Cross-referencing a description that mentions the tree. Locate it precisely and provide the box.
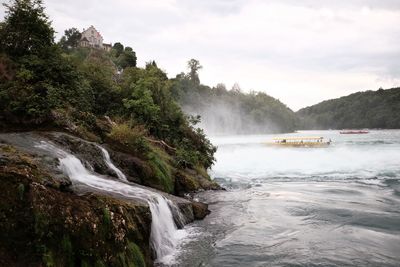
[79,61,116,115]
[0,0,54,58]
[0,0,93,124]
[187,59,202,85]
[123,80,160,129]
[113,42,124,57]
[118,46,137,69]
[231,83,241,93]
[214,83,227,96]
[59,27,81,49]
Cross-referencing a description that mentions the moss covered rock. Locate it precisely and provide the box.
[191,202,211,220]
[0,144,152,267]
[175,168,222,197]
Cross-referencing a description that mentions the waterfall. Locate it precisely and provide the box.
[36,141,186,264]
[97,145,127,181]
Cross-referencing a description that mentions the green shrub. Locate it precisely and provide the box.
[108,123,150,156]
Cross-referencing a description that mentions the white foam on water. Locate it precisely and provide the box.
[211,136,400,182]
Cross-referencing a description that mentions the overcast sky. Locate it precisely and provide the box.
[1,0,399,110]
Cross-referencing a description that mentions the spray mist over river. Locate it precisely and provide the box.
[176,130,400,266]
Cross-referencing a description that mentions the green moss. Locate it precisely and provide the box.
[0,144,17,153]
[101,207,113,238]
[61,235,74,267]
[117,253,128,267]
[81,259,91,267]
[94,260,107,267]
[117,242,146,267]
[17,183,25,200]
[194,165,211,180]
[102,207,112,227]
[127,242,146,267]
[182,173,200,191]
[148,151,173,193]
[42,250,55,267]
[34,212,49,238]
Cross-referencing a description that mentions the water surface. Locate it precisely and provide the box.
[176,130,400,266]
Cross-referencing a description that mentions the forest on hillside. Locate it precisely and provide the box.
[171,60,297,135]
[297,87,400,129]
[0,0,218,193]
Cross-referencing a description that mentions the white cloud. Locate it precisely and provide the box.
[1,0,399,110]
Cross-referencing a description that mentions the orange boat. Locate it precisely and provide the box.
[340,130,369,134]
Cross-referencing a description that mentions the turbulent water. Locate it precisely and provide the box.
[176,130,400,267]
[35,141,186,265]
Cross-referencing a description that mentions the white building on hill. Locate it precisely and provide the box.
[79,25,112,51]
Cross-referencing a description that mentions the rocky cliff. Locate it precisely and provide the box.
[0,132,218,266]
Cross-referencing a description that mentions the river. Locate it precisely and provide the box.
[175,130,400,266]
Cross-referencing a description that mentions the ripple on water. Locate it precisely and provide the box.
[176,131,400,266]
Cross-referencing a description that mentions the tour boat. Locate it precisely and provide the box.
[340,130,369,134]
[266,137,332,147]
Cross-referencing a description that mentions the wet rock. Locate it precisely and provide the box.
[0,144,153,267]
[107,149,148,184]
[44,132,155,187]
[175,169,223,197]
[45,132,113,176]
[191,202,211,220]
[175,202,195,227]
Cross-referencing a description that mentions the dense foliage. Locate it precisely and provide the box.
[0,0,216,180]
[110,42,137,69]
[297,88,400,129]
[171,64,297,134]
[58,27,81,49]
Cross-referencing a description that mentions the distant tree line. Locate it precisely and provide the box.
[297,87,400,129]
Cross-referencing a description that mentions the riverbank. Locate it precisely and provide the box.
[0,131,220,266]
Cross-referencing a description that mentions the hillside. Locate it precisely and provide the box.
[0,1,219,265]
[171,60,297,135]
[296,87,400,129]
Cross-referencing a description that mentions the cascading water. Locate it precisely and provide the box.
[97,145,127,181]
[36,141,186,264]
